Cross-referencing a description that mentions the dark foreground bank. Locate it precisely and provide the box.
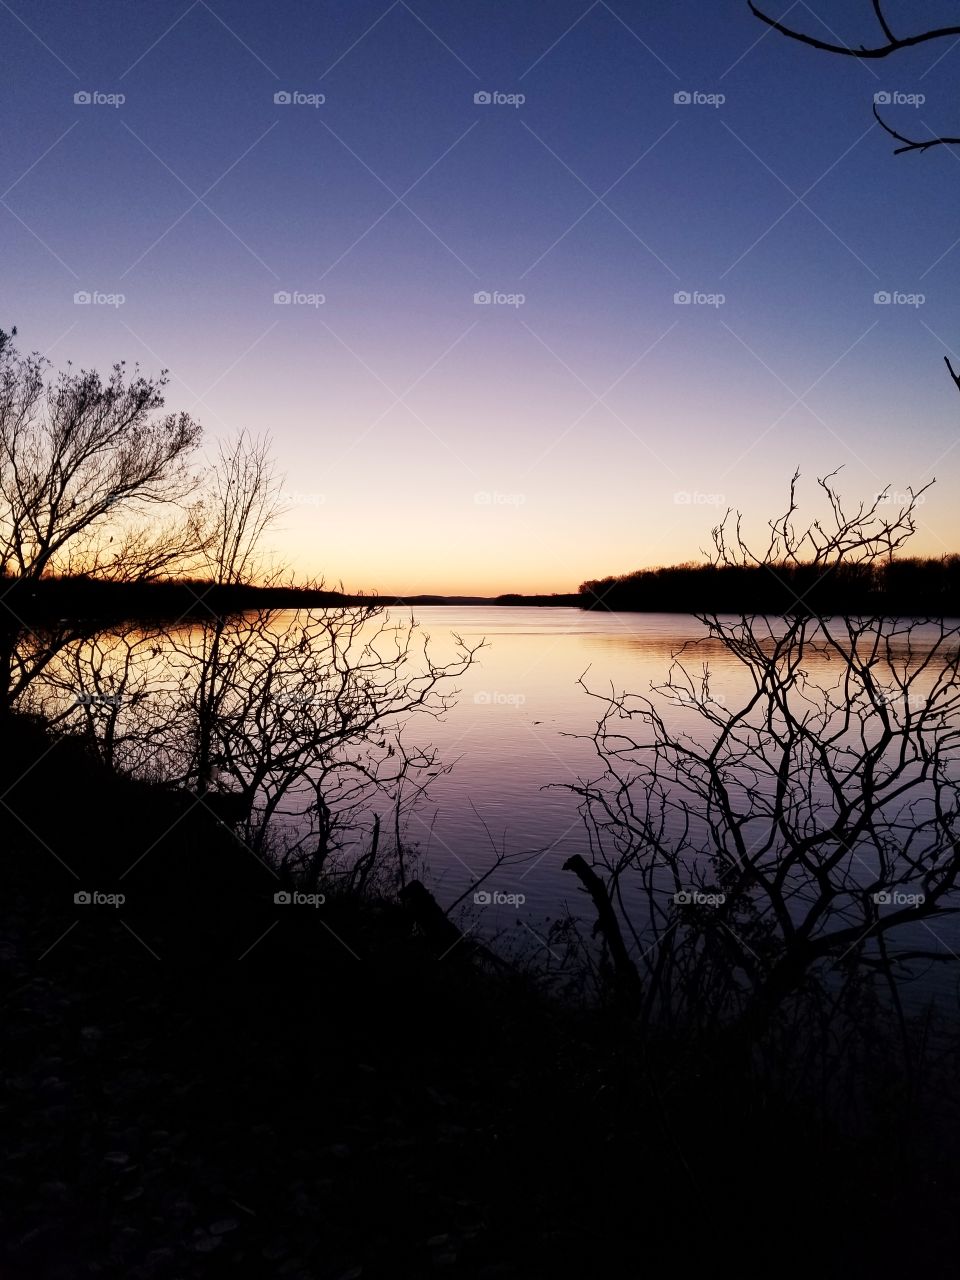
[2,714,960,1278]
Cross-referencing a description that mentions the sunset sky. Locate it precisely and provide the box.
[3,0,959,593]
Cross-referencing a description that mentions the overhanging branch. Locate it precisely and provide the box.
[748,1,960,58]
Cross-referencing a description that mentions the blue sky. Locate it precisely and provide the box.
[3,0,959,590]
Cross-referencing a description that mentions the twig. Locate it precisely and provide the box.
[872,105,960,156]
[748,1,960,58]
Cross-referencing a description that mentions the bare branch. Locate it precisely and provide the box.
[748,1,960,58]
[563,473,960,1034]
[872,104,960,155]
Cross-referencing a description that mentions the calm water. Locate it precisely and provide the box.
[378,607,960,1000]
[34,602,960,998]
[388,607,724,920]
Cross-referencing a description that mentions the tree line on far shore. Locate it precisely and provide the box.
[579,554,960,615]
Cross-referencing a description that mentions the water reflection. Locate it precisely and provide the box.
[9,604,960,1022]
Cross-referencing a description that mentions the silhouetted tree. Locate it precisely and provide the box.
[565,473,960,1056]
[0,336,208,709]
[0,339,202,582]
[21,426,482,891]
[186,431,285,795]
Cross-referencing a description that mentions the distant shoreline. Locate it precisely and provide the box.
[0,576,583,623]
[8,561,960,623]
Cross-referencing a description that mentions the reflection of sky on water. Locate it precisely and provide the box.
[32,605,960,1002]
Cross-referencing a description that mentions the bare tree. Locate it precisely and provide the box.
[169,605,482,882]
[23,430,484,896]
[202,431,283,587]
[0,338,207,710]
[28,602,481,892]
[25,621,178,779]
[4,351,485,908]
[0,343,202,582]
[187,431,285,793]
[563,473,960,1046]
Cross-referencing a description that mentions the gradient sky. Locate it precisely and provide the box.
[3,0,960,593]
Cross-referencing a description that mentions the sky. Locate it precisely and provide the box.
[3,0,960,593]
